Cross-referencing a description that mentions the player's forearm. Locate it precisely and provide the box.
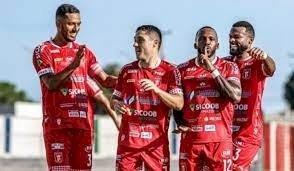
[42,65,76,90]
[214,75,241,103]
[100,75,118,88]
[173,109,185,126]
[155,89,184,110]
[262,56,276,76]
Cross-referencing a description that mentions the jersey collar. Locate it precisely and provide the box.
[138,58,161,69]
[49,38,73,49]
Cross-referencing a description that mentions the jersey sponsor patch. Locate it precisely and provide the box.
[140,132,152,139]
[204,124,216,132]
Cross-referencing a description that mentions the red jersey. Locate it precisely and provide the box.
[33,40,103,131]
[178,57,240,143]
[113,59,182,148]
[226,56,270,146]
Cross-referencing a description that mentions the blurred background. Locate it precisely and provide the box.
[0,0,293,170]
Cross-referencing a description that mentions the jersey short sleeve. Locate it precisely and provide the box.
[32,44,53,77]
[168,68,183,95]
[225,62,241,83]
[87,50,103,78]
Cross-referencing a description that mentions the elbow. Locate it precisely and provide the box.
[46,83,58,91]
[174,98,184,111]
[232,95,241,103]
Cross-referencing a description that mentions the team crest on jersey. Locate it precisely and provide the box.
[60,88,68,96]
[189,104,195,112]
[124,96,135,105]
[242,68,251,79]
[54,152,63,163]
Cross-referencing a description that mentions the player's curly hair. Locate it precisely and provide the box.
[56,4,80,19]
[136,25,162,50]
[232,21,255,39]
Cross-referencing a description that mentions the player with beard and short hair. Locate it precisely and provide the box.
[226,21,276,171]
[32,4,117,171]
[175,26,241,171]
[112,25,184,171]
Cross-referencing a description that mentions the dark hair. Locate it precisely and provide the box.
[232,21,255,39]
[136,25,162,49]
[56,4,80,19]
[195,26,217,41]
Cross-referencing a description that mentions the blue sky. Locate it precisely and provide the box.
[0,0,293,114]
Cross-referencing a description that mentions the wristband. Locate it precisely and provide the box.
[261,52,268,60]
[211,69,220,79]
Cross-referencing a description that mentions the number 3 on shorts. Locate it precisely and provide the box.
[233,148,241,161]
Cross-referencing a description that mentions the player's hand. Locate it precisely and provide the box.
[199,46,215,72]
[71,45,86,68]
[172,125,190,134]
[113,101,131,116]
[139,79,160,94]
[248,47,267,60]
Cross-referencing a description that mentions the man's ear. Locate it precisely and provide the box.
[194,42,198,49]
[248,37,253,46]
[153,39,159,48]
[216,42,219,49]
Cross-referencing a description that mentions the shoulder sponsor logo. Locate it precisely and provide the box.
[60,88,68,96]
[204,124,216,132]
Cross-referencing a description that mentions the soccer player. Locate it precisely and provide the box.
[32,4,117,171]
[226,21,276,171]
[86,77,120,130]
[176,26,241,171]
[111,25,184,171]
